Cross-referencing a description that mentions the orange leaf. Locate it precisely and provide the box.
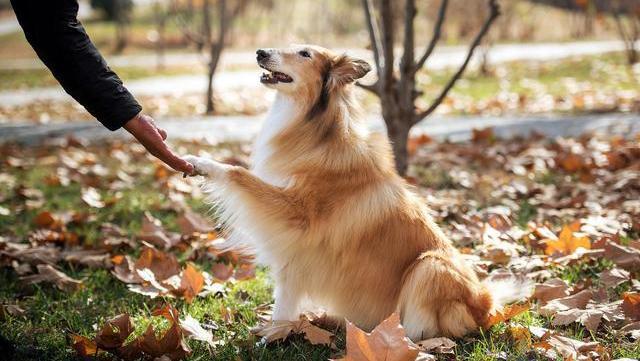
[622,292,640,321]
[179,263,204,303]
[544,224,590,256]
[71,334,99,359]
[486,302,531,328]
[334,313,418,361]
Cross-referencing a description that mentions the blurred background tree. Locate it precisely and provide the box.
[359,0,500,174]
[90,0,134,53]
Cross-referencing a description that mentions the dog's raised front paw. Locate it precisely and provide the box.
[183,154,232,179]
[183,155,209,176]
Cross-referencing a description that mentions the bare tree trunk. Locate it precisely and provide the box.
[113,0,129,54]
[359,0,499,175]
[205,0,229,114]
[614,11,640,65]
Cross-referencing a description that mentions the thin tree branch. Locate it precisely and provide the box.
[413,0,448,74]
[400,0,416,80]
[414,0,499,123]
[379,0,394,91]
[362,0,383,79]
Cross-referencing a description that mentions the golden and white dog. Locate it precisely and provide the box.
[184,45,529,340]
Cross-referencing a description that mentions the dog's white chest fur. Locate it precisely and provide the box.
[250,94,296,187]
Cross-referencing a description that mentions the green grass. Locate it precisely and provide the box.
[417,51,638,113]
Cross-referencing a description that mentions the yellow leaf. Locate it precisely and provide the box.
[544,224,590,256]
[486,302,531,328]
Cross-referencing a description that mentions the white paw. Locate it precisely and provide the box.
[183,154,231,179]
[183,155,209,176]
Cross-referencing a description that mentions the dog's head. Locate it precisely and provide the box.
[256,45,371,97]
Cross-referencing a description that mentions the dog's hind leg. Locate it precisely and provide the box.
[396,251,492,341]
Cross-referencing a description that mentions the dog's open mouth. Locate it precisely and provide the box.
[260,70,293,84]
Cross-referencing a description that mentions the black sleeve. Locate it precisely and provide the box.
[10,0,142,131]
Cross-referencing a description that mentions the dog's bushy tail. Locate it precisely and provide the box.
[483,276,533,313]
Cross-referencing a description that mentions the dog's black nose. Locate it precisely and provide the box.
[256,49,269,61]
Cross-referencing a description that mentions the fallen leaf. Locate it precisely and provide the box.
[622,292,640,321]
[211,262,234,282]
[254,314,334,346]
[539,290,593,317]
[334,313,418,361]
[176,209,215,235]
[177,263,204,303]
[95,314,134,350]
[180,315,215,346]
[544,224,590,257]
[138,213,181,250]
[81,187,105,208]
[415,337,455,354]
[604,242,640,271]
[600,268,630,288]
[552,308,603,331]
[20,264,82,291]
[234,263,256,281]
[486,302,530,327]
[533,334,605,360]
[533,278,570,303]
[71,334,99,359]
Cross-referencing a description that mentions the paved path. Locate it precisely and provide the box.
[0,40,633,107]
[2,113,638,146]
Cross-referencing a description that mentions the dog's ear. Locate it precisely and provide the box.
[327,55,371,90]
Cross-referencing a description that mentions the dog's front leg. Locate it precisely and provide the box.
[184,155,307,229]
[272,282,302,321]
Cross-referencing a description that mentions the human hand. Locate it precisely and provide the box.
[123,113,195,175]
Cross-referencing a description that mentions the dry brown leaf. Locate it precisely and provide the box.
[2,245,61,265]
[486,302,530,328]
[619,321,640,340]
[71,334,100,359]
[95,314,134,350]
[415,337,455,354]
[254,314,334,346]
[211,262,234,282]
[0,304,25,320]
[600,268,631,288]
[134,246,181,282]
[533,278,570,303]
[544,224,591,257]
[472,127,495,143]
[62,249,111,268]
[180,315,215,346]
[138,212,181,250]
[234,263,256,281]
[604,242,640,271]
[176,209,215,235]
[20,264,82,291]
[539,289,593,317]
[552,308,604,331]
[139,323,190,360]
[334,313,419,361]
[177,263,204,303]
[533,334,605,360]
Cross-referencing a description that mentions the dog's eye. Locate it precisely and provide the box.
[298,50,311,58]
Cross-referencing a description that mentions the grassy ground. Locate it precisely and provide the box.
[1,133,639,360]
